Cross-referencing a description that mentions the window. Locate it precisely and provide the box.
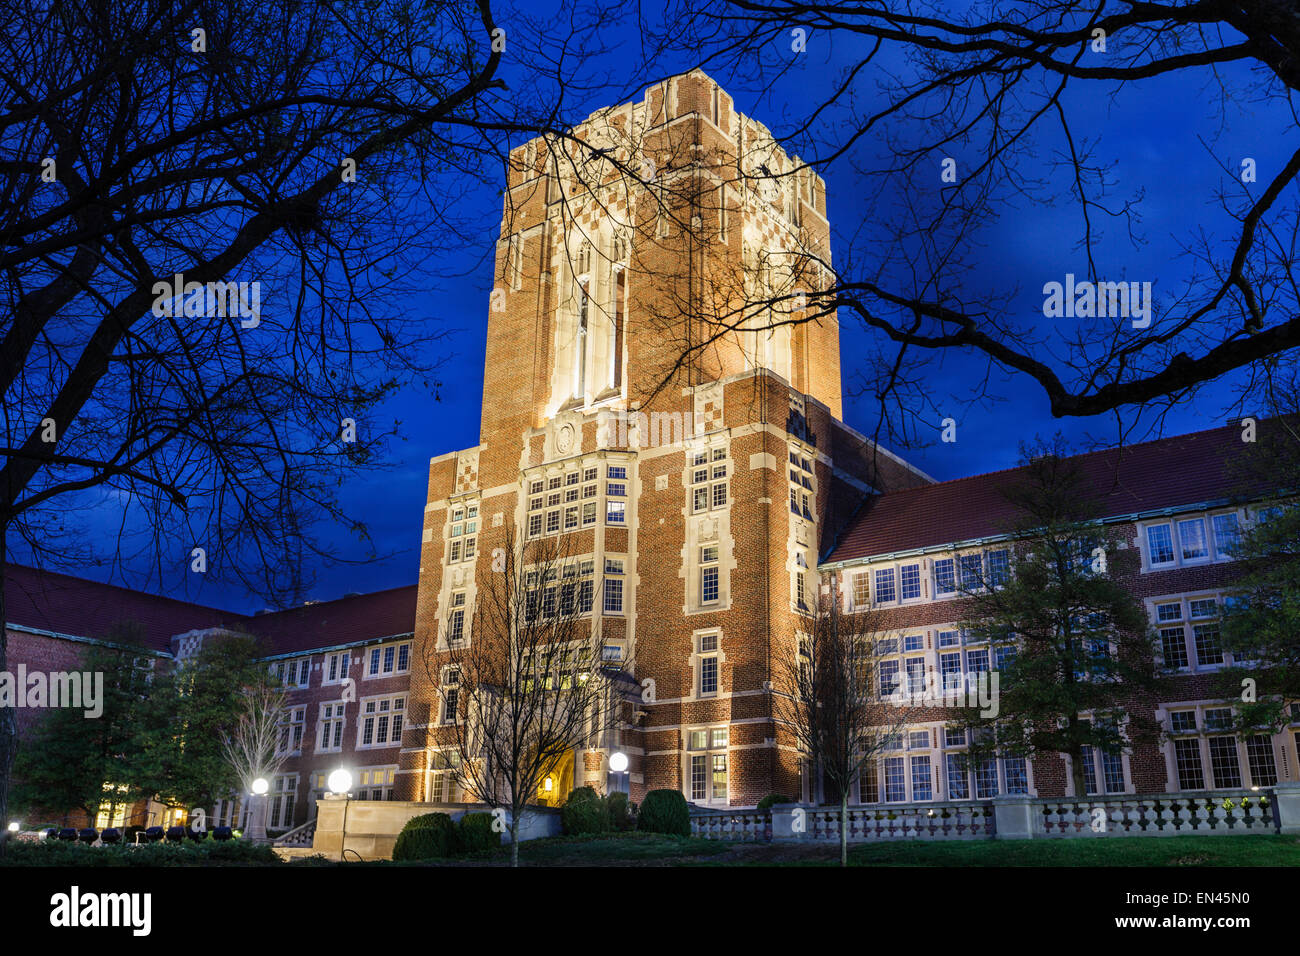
[527,469,597,536]
[318,702,345,752]
[604,558,624,613]
[873,568,896,604]
[946,754,969,799]
[1161,628,1189,669]
[1208,736,1242,788]
[910,755,932,801]
[274,658,310,689]
[691,447,729,513]
[448,502,478,563]
[359,696,405,747]
[698,633,719,696]
[1245,735,1278,787]
[1178,518,1209,561]
[268,775,297,830]
[324,651,351,685]
[1212,513,1240,559]
[959,554,983,591]
[687,727,729,804]
[606,472,627,524]
[440,669,459,724]
[878,659,901,699]
[795,571,807,609]
[1146,524,1175,566]
[1145,513,1240,570]
[1173,737,1205,790]
[357,767,396,801]
[447,592,466,645]
[369,641,413,676]
[788,443,816,519]
[428,751,459,803]
[899,564,921,601]
[986,549,1010,587]
[700,545,720,604]
[883,756,906,802]
[852,572,869,609]
[933,558,956,596]
[1194,623,1224,666]
[277,707,306,755]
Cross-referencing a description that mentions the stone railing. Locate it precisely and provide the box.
[705,783,1300,844]
[770,802,996,842]
[689,809,770,841]
[1037,792,1276,837]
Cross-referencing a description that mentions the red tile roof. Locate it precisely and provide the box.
[824,422,1276,565]
[4,563,417,657]
[241,586,418,656]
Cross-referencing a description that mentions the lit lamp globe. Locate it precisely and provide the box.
[6,821,19,833]
[251,777,269,796]
[609,752,629,773]
[328,769,353,795]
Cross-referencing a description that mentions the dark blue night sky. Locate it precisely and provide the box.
[29,12,1286,612]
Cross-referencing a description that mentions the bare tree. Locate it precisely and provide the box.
[0,0,616,854]
[774,585,910,866]
[423,530,627,866]
[218,679,288,833]
[653,1,1300,444]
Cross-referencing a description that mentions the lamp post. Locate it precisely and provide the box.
[328,769,353,862]
[609,751,629,795]
[246,776,270,844]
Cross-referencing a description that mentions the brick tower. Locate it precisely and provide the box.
[396,70,929,808]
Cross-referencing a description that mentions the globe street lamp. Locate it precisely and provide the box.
[246,777,271,844]
[328,768,354,862]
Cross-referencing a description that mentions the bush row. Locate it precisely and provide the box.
[2,837,280,867]
[391,812,498,861]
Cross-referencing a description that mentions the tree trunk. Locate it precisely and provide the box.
[0,549,11,861]
[1070,744,1087,800]
[510,815,520,868]
[839,795,848,867]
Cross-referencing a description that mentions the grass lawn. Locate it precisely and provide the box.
[400,831,1300,866]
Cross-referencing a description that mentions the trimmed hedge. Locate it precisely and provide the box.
[756,793,793,812]
[391,812,455,861]
[637,789,690,836]
[562,786,609,836]
[1,838,280,866]
[457,812,499,854]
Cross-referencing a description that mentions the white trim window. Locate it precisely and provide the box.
[787,446,815,520]
[447,501,478,564]
[858,725,1030,804]
[603,557,625,614]
[1151,594,1243,672]
[317,702,345,753]
[690,446,729,514]
[695,632,721,697]
[276,706,306,756]
[686,726,729,805]
[268,774,298,830]
[272,657,311,689]
[366,641,412,678]
[606,464,628,524]
[447,591,467,644]
[358,695,405,748]
[427,751,460,803]
[699,545,720,605]
[357,766,397,801]
[439,667,460,725]
[1142,510,1242,571]
[323,651,351,685]
[1165,704,1284,791]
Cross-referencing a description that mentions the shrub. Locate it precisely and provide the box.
[391,813,455,861]
[637,789,690,837]
[606,791,633,831]
[457,812,499,854]
[562,786,609,836]
[756,793,793,812]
